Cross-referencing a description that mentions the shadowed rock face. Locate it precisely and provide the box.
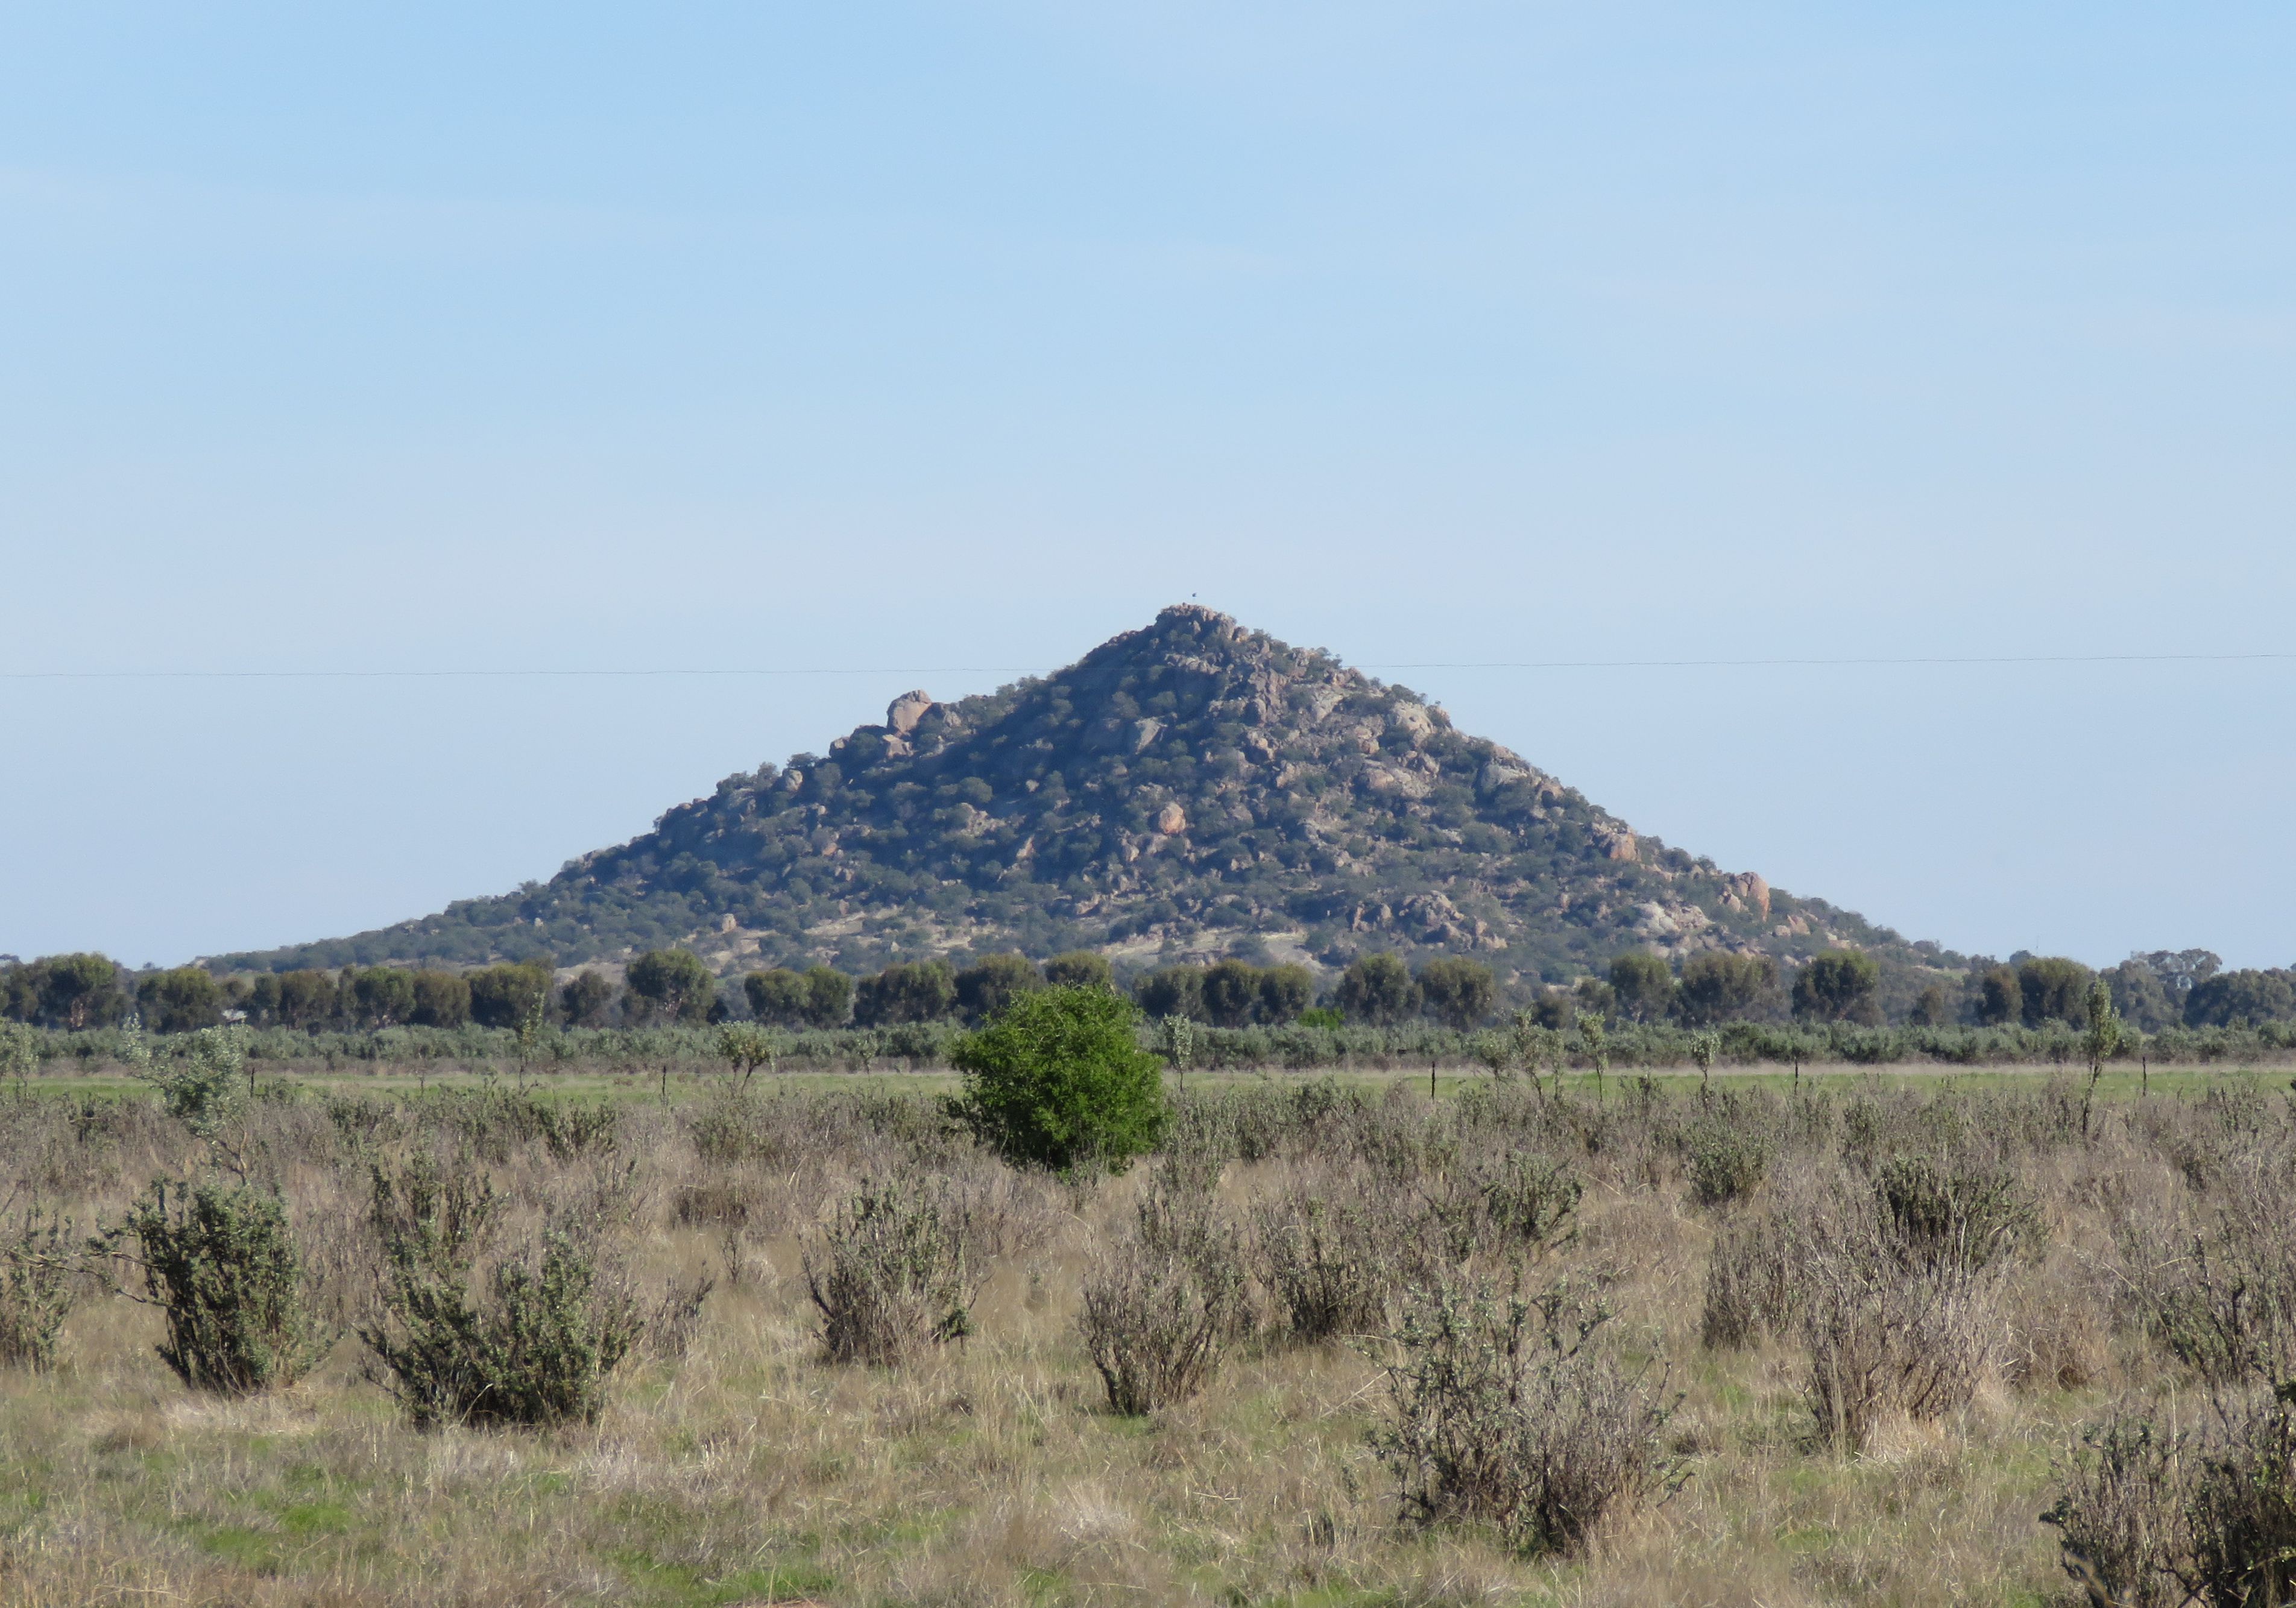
[226,604,1945,986]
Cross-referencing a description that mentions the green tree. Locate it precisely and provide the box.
[409,971,470,1028]
[0,962,33,1024]
[2183,968,2296,1027]
[2101,959,2178,1033]
[137,967,222,1035]
[950,988,1168,1173]
[853,960,956,1027]
[2015,957,2093,1027]
[560,970,615,1028]
[468,963,554,1030]
[1336,954,1419,1026]
[32,954,127,1030]
[1674,952,1777,1026]
[624,949,718,1025]
[1606,952,1674,1024]
[801,965,853,1028]
[350,967,418,1029]
[954,954,1042,1026]
[1134,966,1205,1023]
[275,970,339,1031]
[1573,976,1616,1019]
[1258,964,1314,1025]
[1044,951,1115,992]
[1974,965,2022,1027]
[243,974,281,1026]
[743,968,810,1027]
[1791,950,1882,1026]
[1906,984,1952,1027]
[1418,957,1497,1030]
[1200,960,1264,1029]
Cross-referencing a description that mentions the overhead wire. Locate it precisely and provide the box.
[2,649,2291,681]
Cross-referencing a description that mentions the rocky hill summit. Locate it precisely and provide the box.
[227,605,1955,994]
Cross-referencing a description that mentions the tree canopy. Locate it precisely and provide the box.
[950,986,1167,1173]
[1791,950,1882,1025]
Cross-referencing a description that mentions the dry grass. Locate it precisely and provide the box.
[0,1071,2286,1605]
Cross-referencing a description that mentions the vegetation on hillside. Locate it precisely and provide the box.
[206,606,1962,996]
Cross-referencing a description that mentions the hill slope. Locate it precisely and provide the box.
[222,605,1961,994]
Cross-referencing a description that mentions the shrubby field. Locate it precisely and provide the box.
[1,1043,2294,1606]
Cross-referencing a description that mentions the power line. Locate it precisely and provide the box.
[1,649,2290,681]
[0,666,1054,681]
[1374,651,2296,670]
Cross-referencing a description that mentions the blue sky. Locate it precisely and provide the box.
[4,2,2292,970]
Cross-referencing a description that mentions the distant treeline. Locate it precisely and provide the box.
[3,941,2288,1042]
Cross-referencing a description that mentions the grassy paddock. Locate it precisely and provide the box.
[0,1071,2289,1604]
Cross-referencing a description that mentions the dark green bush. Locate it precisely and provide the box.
[125,1178,327,1393]
[950,987,1167,1173]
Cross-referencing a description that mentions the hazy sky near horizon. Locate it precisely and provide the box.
[4,3,2294,971]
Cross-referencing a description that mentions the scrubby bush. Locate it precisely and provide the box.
[804,1178,978,1366]
[1799,1230,1998,1451]
[1078,1166,1246,1414]
[2120,1156,2296,1386]
[1702,1211,1803,1350]
[2187,1384,2296,1607]
[1253,1178,1417,1343]
[2046,1387,2296,1608]
[1872,1152,2034,1273]
[0,1197,80,1370]
[136,1027,248,1136]
[1685,1116,1772,1208]
[124,1178,327,1393]
[950,987,1167,1173]
[1372,1278,1680,1557]
[2042,1412,2193,1608]
[1463,1150,1582,1255]
[360,1158,641,1428]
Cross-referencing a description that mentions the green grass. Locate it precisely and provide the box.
[607,1547,838,1607]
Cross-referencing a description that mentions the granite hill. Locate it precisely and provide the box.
[224,605,1960,997]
